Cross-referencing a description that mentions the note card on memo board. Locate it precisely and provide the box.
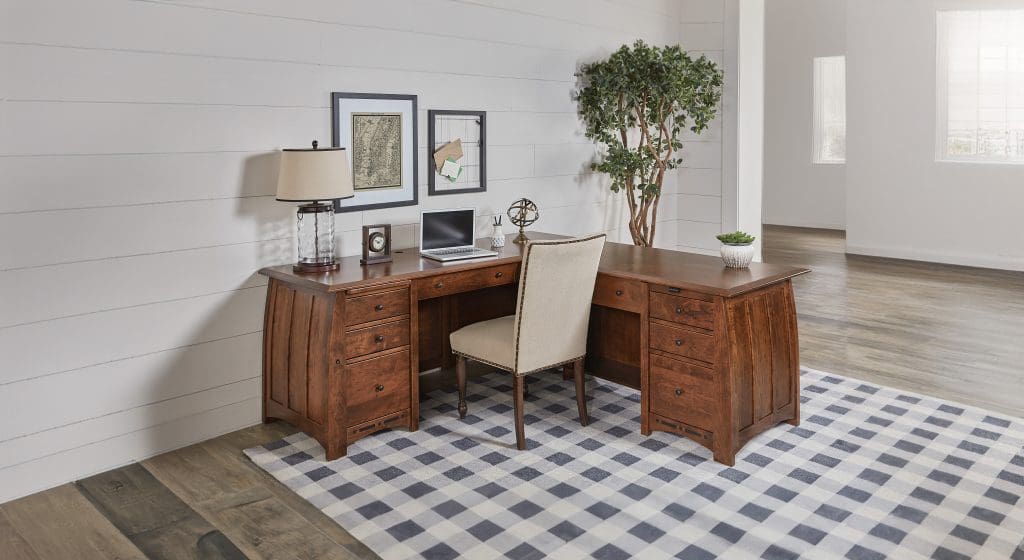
[427,110,486,196]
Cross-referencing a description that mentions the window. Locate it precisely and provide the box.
[937,10,1024,162]
[813,56,847,164]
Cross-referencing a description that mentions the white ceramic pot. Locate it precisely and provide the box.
[720,243,754,268]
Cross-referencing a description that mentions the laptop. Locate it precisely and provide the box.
[420,208,498,262]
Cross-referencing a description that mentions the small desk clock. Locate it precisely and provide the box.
[361,224,392,264]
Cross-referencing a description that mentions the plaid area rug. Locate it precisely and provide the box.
[245,369,1024,560]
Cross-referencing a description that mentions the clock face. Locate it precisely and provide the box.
[368,231,386,253]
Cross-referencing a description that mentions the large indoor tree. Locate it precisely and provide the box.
[576,40,723,247]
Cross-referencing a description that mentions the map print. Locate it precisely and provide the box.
[351,113,403,190]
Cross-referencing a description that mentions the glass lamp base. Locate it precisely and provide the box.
[294,201,338,274]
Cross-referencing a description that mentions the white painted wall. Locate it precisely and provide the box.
[725,0,766,260]
[763,0,847,230]
[678,0,728,253]
[0,0,748,503]
[846,0,1024,271]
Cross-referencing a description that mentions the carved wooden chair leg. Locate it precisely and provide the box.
[456,354,468,419]
[573,357,589,426]
[513,375,526,450]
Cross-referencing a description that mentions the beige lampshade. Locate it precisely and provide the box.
[276,146,354,202]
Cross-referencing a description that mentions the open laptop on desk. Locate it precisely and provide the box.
[420,208,498,262]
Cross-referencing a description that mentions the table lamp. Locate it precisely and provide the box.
[276,140,354,273]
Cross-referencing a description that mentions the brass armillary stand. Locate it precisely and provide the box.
[507,198,539,245]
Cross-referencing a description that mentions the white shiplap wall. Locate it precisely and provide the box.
[678,0,726,253]
[0,0,733,502]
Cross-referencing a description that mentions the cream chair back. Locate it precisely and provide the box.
[511,234,606,375]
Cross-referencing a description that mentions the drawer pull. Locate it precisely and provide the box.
[495,271,503,278]
[674,388,684,396]
[615,289,624,296]
[335,359,341,365]
[675,307,683,314]
[668,287,681,293]
[374,304,385,311]
[375,334,385,343]
[435,282,444,289]
[375,384,385,392]
[674,339,683,346]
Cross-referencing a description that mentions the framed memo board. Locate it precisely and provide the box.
[427,109,486,196]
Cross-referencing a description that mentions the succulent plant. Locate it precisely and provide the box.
[716,231,756,245]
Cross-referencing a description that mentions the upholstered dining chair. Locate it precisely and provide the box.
[449,234,606,449]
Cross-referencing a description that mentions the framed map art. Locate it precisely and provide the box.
[331,92,418,212]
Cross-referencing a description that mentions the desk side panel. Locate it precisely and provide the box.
[263,279,333,438]
[725,280,799,449]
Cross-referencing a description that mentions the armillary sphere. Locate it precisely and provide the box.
[506,198,539,244]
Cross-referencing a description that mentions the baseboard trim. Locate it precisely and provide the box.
[762,219,845,231]
[846,244,1024,272]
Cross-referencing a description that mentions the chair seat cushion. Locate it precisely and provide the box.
[449,315,515,371]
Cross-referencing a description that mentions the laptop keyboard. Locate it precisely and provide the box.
[429,247,477,255]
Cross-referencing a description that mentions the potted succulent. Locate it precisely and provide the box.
[716,231,756,268]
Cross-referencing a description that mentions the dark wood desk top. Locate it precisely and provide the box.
[259,232,809,297]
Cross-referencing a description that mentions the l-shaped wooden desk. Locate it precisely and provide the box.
[259,232,809,465]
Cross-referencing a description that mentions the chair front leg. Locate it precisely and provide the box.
[513,375,526,450]
[456,354,467,419]
[573,357,588,427]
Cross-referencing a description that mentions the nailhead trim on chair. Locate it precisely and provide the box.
[451,350,586,377]
[511,234,606,376]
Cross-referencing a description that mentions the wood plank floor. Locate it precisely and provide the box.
[2,225,1021,559]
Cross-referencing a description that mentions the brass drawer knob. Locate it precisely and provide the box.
[674,388,684,396]
[374,304,385,311]
[435,282,444,289]
[495,271,503,278]
[375,334,385,342]
[668,287,681,293]
[615,290,624,296]
[335,359,341,365]
[675,307,683,314]
[674,339,683,346]
[375,384,385,392]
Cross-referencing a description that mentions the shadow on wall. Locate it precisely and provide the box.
[142,151,290,458]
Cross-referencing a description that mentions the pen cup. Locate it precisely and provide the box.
[491,224,506,248]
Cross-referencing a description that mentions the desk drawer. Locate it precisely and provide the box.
[415,263,518,299]
[650,291,717,331]
[345,287,410,325]
[592,275,644,313]
[344,319,410,360]
[649,352,716,431]
[346,349,410,426]
[650,322,716,364]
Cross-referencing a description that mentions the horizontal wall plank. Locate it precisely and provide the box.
[0,377,259,470]
[1,332,262,441]
[0,287,265,385]
[0,240,288,328]
[0,197,314,270]
[679,168,723,196]
[679,141,723,169]
[0,102,588,157]
[678,219,723,250]
[0,397,260,504]
[0,44,578,114]
[679,194,722,223]
[2,0,579,82]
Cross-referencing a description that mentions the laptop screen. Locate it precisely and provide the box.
[422,209,475,250]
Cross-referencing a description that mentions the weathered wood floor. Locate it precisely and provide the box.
[2,226,1021,558]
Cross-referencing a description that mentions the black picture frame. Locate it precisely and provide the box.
[331,92,419,213]
[427,109,487,196]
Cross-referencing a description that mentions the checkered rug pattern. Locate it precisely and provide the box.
[246,369,1024,560]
